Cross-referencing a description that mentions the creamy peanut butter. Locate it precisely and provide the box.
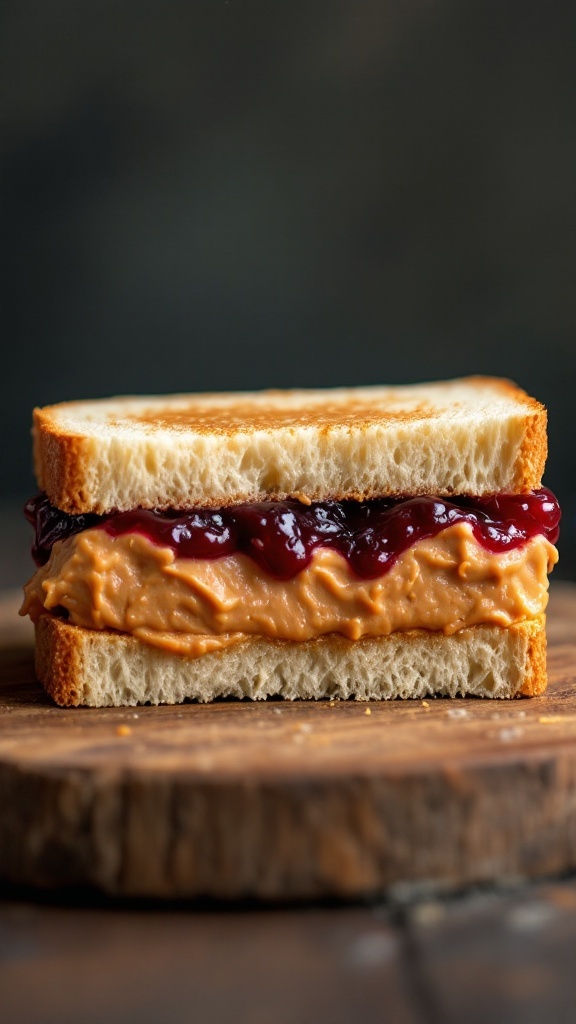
[21,524,558,657]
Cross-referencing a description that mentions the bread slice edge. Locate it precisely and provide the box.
[32,378,548,513]
[35,614,547,707]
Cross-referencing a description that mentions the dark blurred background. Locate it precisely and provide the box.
[2,0,575,585]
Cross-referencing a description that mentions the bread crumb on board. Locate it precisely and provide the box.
[538,715,576,725]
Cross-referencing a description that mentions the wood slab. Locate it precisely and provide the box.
[1,586,576,901]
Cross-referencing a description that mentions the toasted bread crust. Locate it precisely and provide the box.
[33,415,92,511]
[465,377,547,492]
[33,378,548,513]
[34,613,548,707]
[515,406,548,494]
[35,611,83,706]
[520,615,547,696]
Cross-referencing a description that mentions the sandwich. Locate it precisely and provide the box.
[20,377,560,707]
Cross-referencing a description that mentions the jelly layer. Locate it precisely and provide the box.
[25,489,561,580]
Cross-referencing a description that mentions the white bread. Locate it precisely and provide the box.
[33,377,546,514]
[35,614,547,707]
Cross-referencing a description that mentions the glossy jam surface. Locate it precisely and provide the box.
[25,497,102,568]
[26,490,561,580]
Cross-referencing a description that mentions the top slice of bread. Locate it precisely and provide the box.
[33,377,547,513]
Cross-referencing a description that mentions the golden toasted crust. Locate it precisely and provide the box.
[34,613,548,707]
[32,378,548,513]
[515,407,548,493]
[33,414,92,510]
[125,401,438,433]
[35,612,83,706]
[465,377,547,492]
[519,615,548,696]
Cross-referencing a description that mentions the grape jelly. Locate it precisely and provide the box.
[26,489,561,580]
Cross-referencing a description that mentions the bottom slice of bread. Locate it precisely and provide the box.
[35,614,547,707]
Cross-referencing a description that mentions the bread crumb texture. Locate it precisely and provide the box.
[33,378,547,513]
[35,614,547,708]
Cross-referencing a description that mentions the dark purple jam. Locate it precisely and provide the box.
[26,489,561,580]
[25,495,102,567]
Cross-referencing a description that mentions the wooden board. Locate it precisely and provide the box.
[0,902,417,1024]
[1,586,576,901]
[407,880,576,1024]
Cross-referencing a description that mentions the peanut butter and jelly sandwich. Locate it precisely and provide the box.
[21,378,559,706]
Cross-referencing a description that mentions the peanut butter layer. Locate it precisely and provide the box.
[21,524,558,658]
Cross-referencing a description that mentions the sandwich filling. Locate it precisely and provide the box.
[21,491,560,657]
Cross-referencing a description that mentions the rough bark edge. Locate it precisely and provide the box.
[0,751,573,900]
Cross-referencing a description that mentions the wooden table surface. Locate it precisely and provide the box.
[2,585,576,1022]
